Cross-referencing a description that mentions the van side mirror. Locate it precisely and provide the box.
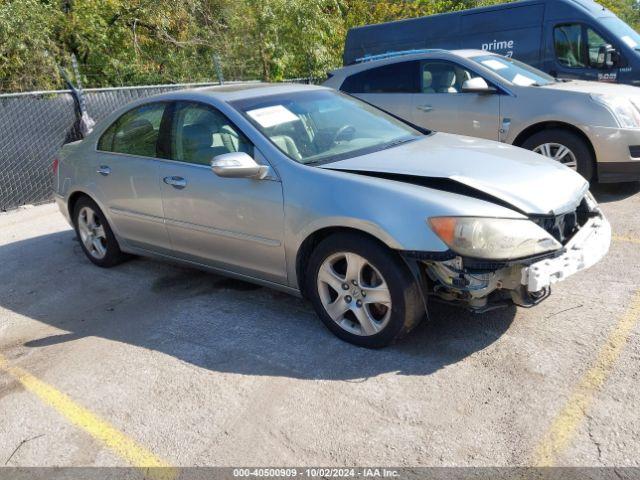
[461,77,497,94]
[597,44,619,69]
[211,152,268,179]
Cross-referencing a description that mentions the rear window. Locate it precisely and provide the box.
[341,61,420,94]
[97,103,167,157]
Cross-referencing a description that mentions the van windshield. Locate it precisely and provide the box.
[600,16,640,51]
[470,54,556,86]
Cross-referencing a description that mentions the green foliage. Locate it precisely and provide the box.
[0,0,62,91]
[0,0,639,92]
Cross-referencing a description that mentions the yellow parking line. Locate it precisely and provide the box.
[613,235,640,245]
[532,289,640,466]
[0,355,176,479]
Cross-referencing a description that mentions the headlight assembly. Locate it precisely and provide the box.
[428,217,562,260]
[591,94,640,129]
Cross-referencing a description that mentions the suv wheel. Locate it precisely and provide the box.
[73,196,127,268]
[306,233,425,348]
[522,129,594,181]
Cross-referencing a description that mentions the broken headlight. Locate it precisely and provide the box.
[428,217,562,261]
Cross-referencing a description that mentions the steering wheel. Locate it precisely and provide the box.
[332,124,356,144]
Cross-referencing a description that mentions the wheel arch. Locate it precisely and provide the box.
[512,121,597,162]
[67,190,91,220]
[295,226,400,296]
[66,190,115,235]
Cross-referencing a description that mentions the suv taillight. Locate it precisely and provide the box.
[52,158,59,175]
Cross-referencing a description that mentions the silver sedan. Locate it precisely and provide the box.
[54,84,610,348]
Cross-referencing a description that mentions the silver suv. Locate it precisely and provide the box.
[324,49,640,183]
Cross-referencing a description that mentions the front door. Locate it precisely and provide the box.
[158,101,287,284]
[412,60,501,140]
[550,23,621,83]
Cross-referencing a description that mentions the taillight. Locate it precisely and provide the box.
[52,158,59,175]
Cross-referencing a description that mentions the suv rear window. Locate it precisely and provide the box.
[341,61,420,94]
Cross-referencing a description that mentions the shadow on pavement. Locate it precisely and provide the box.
[2,230,516,380]
[591,181,640,204]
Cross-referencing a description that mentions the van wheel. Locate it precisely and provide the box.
[522,129,594,181]
[73,196,127,268]
[306,233,425,348]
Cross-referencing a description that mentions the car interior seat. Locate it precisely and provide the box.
[114,118,157,157]
[422,71,435,93]
[424,65,458,94]
[271,135,303,161]
[182,123,229,164]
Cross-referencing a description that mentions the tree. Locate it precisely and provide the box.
[1,0,639,92]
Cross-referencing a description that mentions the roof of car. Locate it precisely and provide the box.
[191,82,327,101]
[330,49,491,76]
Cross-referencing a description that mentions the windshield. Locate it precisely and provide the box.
[232,90,422,165]
[470,54,556,86]
[600,16,640,51]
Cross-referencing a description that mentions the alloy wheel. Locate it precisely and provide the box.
[317,252,392,336]
[533,142,578,170]
[77,206,107,260]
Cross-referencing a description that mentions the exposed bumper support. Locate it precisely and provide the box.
[521,215,611,293]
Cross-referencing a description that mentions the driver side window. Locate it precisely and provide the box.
[554,24,612,69]
[170,102,253,165]
[421,61,479,94]
[587,28,609,66]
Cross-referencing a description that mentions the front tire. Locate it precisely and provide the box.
[73,196,127,268]
[306,233,425,348]
[522,129,594,181]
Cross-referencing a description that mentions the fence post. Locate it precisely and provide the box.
[213,54,224,85]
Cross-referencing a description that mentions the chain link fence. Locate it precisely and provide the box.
[1,80,318,211]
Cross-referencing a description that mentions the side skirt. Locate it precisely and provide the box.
[121,245,302,298]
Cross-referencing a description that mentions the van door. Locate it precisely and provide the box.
[412,60,500,140]
[549,23,621,83]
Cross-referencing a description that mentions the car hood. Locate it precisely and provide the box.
[319,133,589,215]
[540,79,640,97]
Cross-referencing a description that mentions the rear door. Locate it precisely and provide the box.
[158,101,287,284]
[339,61,420,121]
[412,59,500,139]
[93,102,172,253]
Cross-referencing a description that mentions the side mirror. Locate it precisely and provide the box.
[461,77,497,94]
[597,44,618,69]
[211,152,267,179]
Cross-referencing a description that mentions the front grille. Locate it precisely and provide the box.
[630,146,640,158]
[531,198,591,245]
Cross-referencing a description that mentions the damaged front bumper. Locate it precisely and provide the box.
[521,214,611,293]
[409,212,611,312]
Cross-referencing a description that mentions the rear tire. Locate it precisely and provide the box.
[306,233,425,348]
[522,128,594,181]
[73,196,127,268]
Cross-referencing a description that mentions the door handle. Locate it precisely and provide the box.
[163,176,187,189]
[417,104,434,112]
[96,166,111,176]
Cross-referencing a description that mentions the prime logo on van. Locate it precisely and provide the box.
[481,40,515,58]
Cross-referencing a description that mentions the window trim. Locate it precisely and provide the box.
[166,100,255,167]
[95,101,171,158]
